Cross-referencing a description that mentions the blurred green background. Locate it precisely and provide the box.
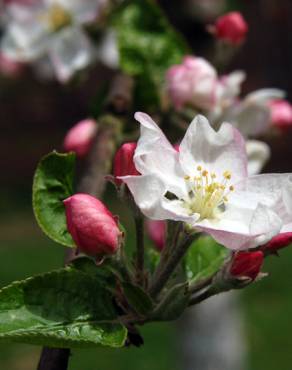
[2,0,292,369]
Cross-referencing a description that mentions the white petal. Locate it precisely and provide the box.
[179,115,248,183]
[121,174,198,223]
[134,112,187,198]
[48,0,104,23]
[245,88,285,104]
[48,26,93,82]
[236,174,292,228]
[1,19,48,61]
[195,202,282,250]
[246,140,270,175]
[98,30,119,69]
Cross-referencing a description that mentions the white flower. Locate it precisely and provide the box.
[222,88,285,137]
[121,113,292,250]
[1,0,108,82]
[246,140,270,175]
[166,56,245,114]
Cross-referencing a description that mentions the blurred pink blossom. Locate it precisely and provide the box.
[63,119,97,158]
[270,99,292,131]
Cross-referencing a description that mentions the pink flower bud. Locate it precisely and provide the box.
[269,100,292,131]
[146,220,166,251]
[230,251,264,280]
[263,232,292,254]
[113,142,139,186]
[214,12,248,45]
[63,119,97,158]
[0,53,25,78]
[63,193,122,256]
[166,56,217,110]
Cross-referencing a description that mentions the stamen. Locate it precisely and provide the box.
[181,167,235,220]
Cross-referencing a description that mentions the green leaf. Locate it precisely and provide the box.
[122,282,153,315]
[184,236,229,284]
[112,0,188,109]
[33,151,76,247]
[151,283,190,321]
[0,265,127,348]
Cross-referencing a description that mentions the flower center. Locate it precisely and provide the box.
[183,166,234,220]
[47,4,72,32]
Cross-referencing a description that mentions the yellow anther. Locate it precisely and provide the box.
[211,173,216,179]
[202,170,208,177]
[184,175,190,180]
[220,185,226,190]
[229,185,234,191]
[223,196,228,202]
[223,171,232,180]
[47,4,72,31]
[197,165,202,171]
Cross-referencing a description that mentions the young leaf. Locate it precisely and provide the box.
[184,236,229,284]
[0,265,127,348]
[33,151,75,247]
[111,0,189,108]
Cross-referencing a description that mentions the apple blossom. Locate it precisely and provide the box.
[113,142,139,186]
[214,12,248,45]
[146,220,166,251]
[166,55,245,114]
[245,140,270,175]
[223,89,285,137]
[269,99,292,131]
[0,0,108,82]
[0,52,25,77]
[63,119,98,158]
[120,112,292,250]
[230,251,264,280]
[63,193,122,257]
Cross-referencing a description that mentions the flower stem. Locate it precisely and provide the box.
[188,287,216,306]
[149,232,198,299]
[134,213,145,286]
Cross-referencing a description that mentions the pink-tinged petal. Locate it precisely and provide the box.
[121,174,198,223]
[165,56,217,111]
[246,140,270,175]
[63,119,97,158]
[195,202,282,250]
[179,115,248,184]
[134,112,187,198]
[48,26,93,83]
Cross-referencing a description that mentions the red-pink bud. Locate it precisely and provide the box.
[269,100,292,131]
[113,142,139,186]
[146,220,166,251]
[63,193,122,256]
[230,251,264,280]
[0,53,25,78]
[63,119,97,158]
[263,232,292,254]
[214,12,248,45]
